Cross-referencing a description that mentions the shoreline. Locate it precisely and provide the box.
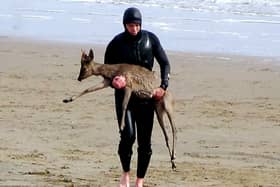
[2,35,280,61]
[1,37,280,186]
[2,0,280,58]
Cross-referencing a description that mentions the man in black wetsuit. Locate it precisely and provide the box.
[104,7,170,187]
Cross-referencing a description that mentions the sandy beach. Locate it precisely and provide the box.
[0,37,280,186]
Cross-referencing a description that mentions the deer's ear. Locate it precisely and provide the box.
[89,49,94,60]
[81,49,86,55]
[81,49,87,59]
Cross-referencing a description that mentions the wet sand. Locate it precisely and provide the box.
[0,37,280,186]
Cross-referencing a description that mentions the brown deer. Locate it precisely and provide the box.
[63,49,177,169]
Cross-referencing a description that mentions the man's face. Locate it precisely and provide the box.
[125,23,141,36]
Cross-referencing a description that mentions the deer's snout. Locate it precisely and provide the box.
[77,77,82,81]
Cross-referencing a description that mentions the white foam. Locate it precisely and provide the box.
[16,8,65,14]
[0,14,13,18]
[21,15,53,20]
[71,17,91,23]
[216,56,231,61]
[58,0,280,17]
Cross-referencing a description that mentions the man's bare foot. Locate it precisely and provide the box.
[119,172,130,187]
[135,177,144,187]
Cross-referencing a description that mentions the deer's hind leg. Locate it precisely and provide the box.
[120,87,132,131]
[155,100,176,169]
[163,92,177,169]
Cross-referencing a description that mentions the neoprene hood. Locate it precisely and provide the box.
[123,7,142,25]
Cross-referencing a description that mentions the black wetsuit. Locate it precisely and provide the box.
[104,29,170,178]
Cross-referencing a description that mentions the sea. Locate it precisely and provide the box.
[1,0,280,57]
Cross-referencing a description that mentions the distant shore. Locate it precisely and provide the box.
[1,37,280,186]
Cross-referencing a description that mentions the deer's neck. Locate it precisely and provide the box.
[91,62,116,79]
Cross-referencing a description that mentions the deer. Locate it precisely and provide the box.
[63,49,177,169]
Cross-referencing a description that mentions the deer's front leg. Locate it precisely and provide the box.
[63,79,110,103]
[120,87,132,131]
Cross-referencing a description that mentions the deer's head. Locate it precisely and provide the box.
[77,49,94,81]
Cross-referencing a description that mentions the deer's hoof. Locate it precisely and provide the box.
[120,124,125,131]
[63,98,72,103]
[171,160,176,170]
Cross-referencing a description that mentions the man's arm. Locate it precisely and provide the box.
[104,41,115,65]
[151,33,171,90]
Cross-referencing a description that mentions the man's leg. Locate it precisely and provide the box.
[118,110,135,173]
[115,92,136,174]
[135,101,155,185]
[117,109,136,187]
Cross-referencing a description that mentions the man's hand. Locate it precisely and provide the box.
[112,75,126,89]
[152,87,165,100]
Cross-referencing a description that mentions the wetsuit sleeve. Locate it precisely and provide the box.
[104,39,115,65]
[104,39,117,88]
[151,33,170,90]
